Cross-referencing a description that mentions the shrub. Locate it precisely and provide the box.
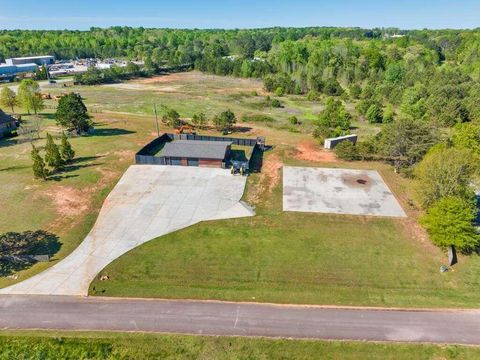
[306,90,320,101]
[366,104,384,123]
[288,116,299,125]
[241,114,274,123]
[271,99,281,108]
[356,139,376,161]
[274,87,284,97]
[349,84,362,99]
[323,78,344,96]
[334,141,358,161]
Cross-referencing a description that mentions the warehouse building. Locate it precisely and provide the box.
[5,55,55,66]
[160,140,232,167]
[0,63,38,77]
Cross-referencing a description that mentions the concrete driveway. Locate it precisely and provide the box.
[0,165,253,296]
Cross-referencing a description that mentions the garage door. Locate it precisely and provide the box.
[187,158,199,167]
[170,158,182,166]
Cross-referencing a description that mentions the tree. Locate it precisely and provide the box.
[421,196,479,252]
[0,87,18,113]
[55,93,91,134]
[44,133,64,171]
[31,144,48,180]
[356,138,376,161]
[315,97,351,141]
[0,230,60,276]
[451,123,480,156]
[383,104,395,123]
[191,112,207,129]
[323,78,343,96]
[378,117,438,171]
[213,109,236,132]
[414,146,476,208]
[366,104,383,123]
[384,63,406,84]
[60,132,75,162]
[349,84,362,99]
[125,62,141,77]
[334,141,358,161]
[400,84,428,120]
[17,79,44,115]
[160,106,181,128]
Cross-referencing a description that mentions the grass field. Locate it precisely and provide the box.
[2,71,480,308]
[90,145,480,308]
[0,72,319,287]
[1,331,479,360]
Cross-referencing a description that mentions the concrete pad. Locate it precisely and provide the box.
[0,165,253,296]
[283,166,406,217]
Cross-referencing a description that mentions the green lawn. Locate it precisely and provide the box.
[0,110,155,287]
[1,331,478,360]
[0,72,314,287]
[90,150,480,308]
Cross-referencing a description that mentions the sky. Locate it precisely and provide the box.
[0,0,479,30]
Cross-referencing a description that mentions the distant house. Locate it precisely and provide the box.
[160,140,232,167]
[0,110,18,138]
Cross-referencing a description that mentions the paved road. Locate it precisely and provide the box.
[1,295,480,345]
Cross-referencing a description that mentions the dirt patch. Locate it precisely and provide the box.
[44,186,89,218]
[295,140,338,163]
[112,150,135,162]
[136,73,189,84]
[247,152,283,204]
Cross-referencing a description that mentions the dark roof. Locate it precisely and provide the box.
[0,110,16,124]
[161,140,231,160]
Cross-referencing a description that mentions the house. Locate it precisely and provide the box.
[160,140,232,167]
[0,110,18,138]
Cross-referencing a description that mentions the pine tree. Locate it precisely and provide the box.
[60,132,75,163]
[31,144,48,180]
[44,133,64,171]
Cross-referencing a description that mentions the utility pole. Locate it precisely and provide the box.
[153,104,160,137]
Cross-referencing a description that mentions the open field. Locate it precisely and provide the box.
[1,331,479,360]
[90,128,480,308]
[2,71,480,307]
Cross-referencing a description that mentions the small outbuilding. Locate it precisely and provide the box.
[160,140,232,167]
[324,134,358,149]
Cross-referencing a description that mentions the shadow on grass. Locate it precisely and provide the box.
[0,230,61,277]
[49,174,80,181]
[47,155,104,181]
[90,128,136,137]
[232,126,253,133]
[0,165,30,172]
[0,135,19,148]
